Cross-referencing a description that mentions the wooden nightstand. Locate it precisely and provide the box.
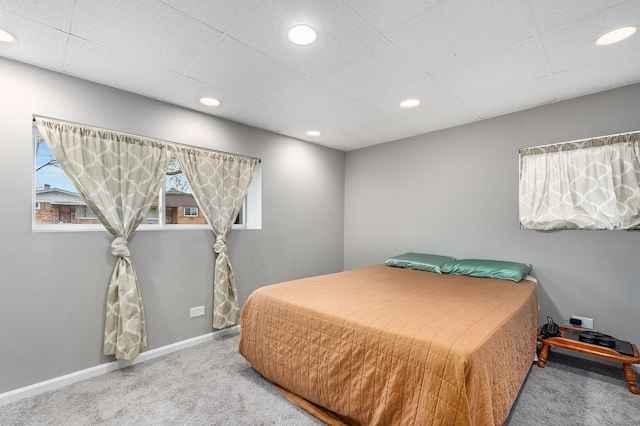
[537,325,640,395]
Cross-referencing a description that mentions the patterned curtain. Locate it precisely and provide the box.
[35,117,170,360]
[519,132,640,230]
[174,147,258,329]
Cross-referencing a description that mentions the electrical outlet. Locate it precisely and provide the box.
[190,306,205,318]
[571,315,593,329]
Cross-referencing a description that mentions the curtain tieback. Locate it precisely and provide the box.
[111,237,131,258]
[213,235,227,254]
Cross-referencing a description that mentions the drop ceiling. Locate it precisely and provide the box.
[1,0,639,151]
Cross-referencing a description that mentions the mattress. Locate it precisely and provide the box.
[238,264,538,425]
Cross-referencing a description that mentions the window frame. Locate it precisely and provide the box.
[183,206,198,217]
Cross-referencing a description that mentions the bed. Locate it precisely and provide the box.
[238,263,538,425]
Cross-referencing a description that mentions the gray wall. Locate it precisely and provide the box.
[345,83,640,357]
[0,57,345,394]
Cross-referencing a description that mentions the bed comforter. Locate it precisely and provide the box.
[238,265,538,425]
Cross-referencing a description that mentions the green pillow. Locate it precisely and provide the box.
[440,259,532,282]
[385,252,457,274]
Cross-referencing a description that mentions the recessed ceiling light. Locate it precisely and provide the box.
[400,99,420,108]
[0,28,17,43]
[595,26,637,46]
[199,97,220,106]
[287,24,317,46]
[306,130,321,136]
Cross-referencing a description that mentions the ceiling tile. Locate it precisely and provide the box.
[432,38,547,101]
[188,36,303,102]
[279,125,367,151]
[70,0,222,74]
[262,78,359,121]
[311,38,425,100]
[63,37,181,99]
[158,0,259,32]
[350,121,420,144]
[227,0,379,75]
[541,1,640,73]
[462,76,556,119]
[231,103,311,133]
[0,0,70,30]
[327,103,420,143]
[338,138,385,151]
[343,0,442,33]
[554,48,640,99]
[387,0,532,74]
[527,0,629,33]
[161,77,257,118]
[362,77,461,120]
[0,9,68,70]
[396,101,479,134]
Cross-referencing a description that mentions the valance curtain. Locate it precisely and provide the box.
[174,147,258,329]
[519,132,640,230]
[35,117,170,360]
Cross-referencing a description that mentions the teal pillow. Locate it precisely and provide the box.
[440,259,532,282]
[385,252,457,274]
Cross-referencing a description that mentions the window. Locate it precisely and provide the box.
[76,206,97,219]
[184,206,198,217]
[163,157,206,226]
[520,132,640,230]
[33,125,261,231]
[234,204,245,225]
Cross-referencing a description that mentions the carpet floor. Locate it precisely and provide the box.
[1,332,639,425]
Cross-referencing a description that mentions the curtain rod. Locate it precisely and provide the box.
[33,114,261,163]
[519,129,640,152]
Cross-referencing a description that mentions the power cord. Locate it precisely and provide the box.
[540,316,559,338]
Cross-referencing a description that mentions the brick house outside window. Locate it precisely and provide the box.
[35,184,101,224]
[36,186,210,226]
[159,189,207,225]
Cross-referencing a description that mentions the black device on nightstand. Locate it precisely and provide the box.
[563,330,635,357]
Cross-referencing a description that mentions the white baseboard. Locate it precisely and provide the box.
[0,325,240,408]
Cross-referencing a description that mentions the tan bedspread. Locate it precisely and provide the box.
[238,265,538,425]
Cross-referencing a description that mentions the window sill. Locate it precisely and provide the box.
[32,223,252,232]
